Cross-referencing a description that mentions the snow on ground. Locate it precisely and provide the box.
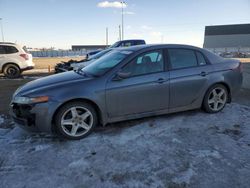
[0,115,4,125]
[0,103,250,188]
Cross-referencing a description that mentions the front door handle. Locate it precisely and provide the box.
[200,72,207,77]
[155,78,167,84]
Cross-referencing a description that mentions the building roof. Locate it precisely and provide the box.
[205,23,250,36]
[72,45,108,48]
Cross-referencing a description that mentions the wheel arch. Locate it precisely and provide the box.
[51,98,103,132]
[2,62,21,70]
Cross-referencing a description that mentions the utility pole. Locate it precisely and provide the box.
[106,27,109,46]
[0,18,4,42]
[119,25,121,41]
[121,1,125,40]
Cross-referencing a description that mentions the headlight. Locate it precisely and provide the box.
[13,96,49,104]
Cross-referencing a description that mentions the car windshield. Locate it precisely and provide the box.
[109,41,120,48]
[82,50,132,76]
[88,49,112,61]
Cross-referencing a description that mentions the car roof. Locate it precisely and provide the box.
[116,44,203,52]
[0,42,16,45]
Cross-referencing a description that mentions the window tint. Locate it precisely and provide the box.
[135,40,145,45]
[4,46,18,54]
[22,46,29,53]
[0,46,5,54]
[121,42,132,47]
[122,50,164,77]
[82,50,131,76]
[196,51,207,66]
[168,49,198,69]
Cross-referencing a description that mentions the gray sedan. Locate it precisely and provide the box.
[10,44,243,139]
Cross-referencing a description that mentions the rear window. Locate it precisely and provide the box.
[22,46,29,53]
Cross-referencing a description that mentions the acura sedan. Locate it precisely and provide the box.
[10,44,243,139]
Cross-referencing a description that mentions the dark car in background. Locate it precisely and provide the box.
[54,39,146,73]
[54,49,112,73]
[86,39,146,57]
[10,44,242,140]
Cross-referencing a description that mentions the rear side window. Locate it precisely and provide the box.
[4,46,18,54]
[196,51,207,66]
[121,42,132,47]
[135,40,145,45]
[168,49,198,69]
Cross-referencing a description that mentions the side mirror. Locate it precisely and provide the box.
[113,71,131,81]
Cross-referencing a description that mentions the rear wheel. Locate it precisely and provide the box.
[3,64,21,78]
[55,101,97,140]
[203,84,228,113]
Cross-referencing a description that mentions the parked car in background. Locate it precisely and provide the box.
[71,49,113,70]
[10,44,242,140]
[54,49,113,73]
[0,42,34,78]
[86,39,146,57]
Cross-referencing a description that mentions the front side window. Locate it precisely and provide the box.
[121,50,164,77]
[168,49,198,69]
[0,46,5,54]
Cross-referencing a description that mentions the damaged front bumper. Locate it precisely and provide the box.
[10,101,61,133]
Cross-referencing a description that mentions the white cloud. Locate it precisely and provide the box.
[97,1,127,8]
[150,31,162,37]
[125,25,132,30]
[123,11,135,15]
[141,25,152,30]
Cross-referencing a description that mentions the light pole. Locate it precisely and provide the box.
[120,1,125,40]
[0,18,4,42]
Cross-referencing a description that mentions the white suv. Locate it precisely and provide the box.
[0,42,34,78]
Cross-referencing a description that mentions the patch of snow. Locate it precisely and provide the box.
[0,115,5,125]
[34,144,50,152]
[173,167,196,185]
[190,150,222,159]
[0,103,250,188]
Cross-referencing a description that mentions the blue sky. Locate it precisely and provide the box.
[0,0,249,49]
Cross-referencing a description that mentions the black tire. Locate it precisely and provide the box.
[55,101,97,140]
[3,64,21,78]
[203,84,228,113]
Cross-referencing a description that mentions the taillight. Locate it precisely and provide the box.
[20,54,29,60]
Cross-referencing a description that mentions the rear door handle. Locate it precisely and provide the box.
[200,72,207,77]
[155,78,167,84]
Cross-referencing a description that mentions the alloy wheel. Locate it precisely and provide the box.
[60,106,93,137]
[208,87,227,111]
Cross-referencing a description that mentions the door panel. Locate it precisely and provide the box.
[106,72,169,118]
[169,65,212,108]
[167,48,213,109]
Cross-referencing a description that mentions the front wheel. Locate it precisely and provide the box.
[203,84,228,113]
[55,102,97,140]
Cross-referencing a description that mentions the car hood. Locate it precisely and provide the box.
[15,71,92,96]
